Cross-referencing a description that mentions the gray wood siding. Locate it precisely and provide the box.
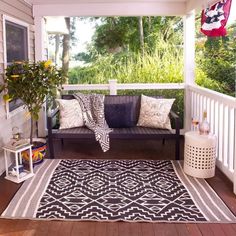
[0,15,3,65]
[0,0,35,175]
[0,0,33,24]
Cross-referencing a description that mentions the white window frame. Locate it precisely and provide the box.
[3,15,30,119]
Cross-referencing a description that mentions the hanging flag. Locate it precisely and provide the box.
[201,0,232,37]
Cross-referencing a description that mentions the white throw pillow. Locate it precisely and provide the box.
[137,95,175,130]
[56,99,84,129]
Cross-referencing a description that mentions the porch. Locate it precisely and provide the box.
[1,0,236,233]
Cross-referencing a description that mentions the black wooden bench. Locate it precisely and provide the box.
[47,95,180,160]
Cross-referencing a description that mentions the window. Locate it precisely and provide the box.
[5,20,28,63]
[3,16,30,116]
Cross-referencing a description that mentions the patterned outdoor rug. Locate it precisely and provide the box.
[1,159,236,223]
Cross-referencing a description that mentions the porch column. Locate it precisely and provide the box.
[234,109,236,194]
[34,16,46,61]
[183,10,195,132]
[34,16,48,137]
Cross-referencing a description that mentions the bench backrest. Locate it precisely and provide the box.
[62,94,141,124]
[61,94,164,124]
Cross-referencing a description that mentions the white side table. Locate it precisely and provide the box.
[3,144,34,183]
[184,131,217,178]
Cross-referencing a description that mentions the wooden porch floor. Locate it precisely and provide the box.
[1,139,236,236]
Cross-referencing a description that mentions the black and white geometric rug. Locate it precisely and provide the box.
[1,159,236,222]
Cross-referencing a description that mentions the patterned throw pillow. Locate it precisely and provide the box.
[137,95,175,130]
[105,102,135,128]
[56,99,84,129]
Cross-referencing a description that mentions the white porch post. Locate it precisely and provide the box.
[34,16,48,137]
[34,16,46,61]
[234,109,236,194]
[183,11,195,132]
[109,79,118,95]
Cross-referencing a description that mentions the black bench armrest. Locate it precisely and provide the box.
[47,107,59,125]
[170,110,180,135]
[47,107,59,159]
[48,107,59,119]
[170,110,180,160]
[47,108,59,130]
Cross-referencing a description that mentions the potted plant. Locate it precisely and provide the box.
[0,60,65,163]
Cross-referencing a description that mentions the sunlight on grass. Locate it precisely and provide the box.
[69,40,183,85]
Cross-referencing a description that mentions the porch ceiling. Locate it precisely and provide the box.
[29,0,187,3]
[27,0,219,17]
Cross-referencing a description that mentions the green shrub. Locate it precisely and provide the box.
[69,41,183,85]
[195,67,226,93]
[196,37,236,97]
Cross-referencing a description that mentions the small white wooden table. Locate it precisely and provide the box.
[184,131,217,178]
[3,144,34,183]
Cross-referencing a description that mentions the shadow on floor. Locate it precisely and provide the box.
[48,138,184,160]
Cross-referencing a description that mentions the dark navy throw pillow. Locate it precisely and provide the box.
[105,102,135,128]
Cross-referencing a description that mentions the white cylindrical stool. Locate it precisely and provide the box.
[184,131,217,178]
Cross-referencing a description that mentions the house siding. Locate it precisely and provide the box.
[0,0,35,175]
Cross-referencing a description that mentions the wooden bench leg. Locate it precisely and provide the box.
[61,138,64,146]
[175,137,180,160]
[47,116,55,159]
[162,139,165,145]
[48,137,55,159]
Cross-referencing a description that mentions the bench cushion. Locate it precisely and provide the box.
[56,99,84,129]
[105,102,135,128]
[53,126,174,139]
[137,95,175,130]
[104,95,140,124]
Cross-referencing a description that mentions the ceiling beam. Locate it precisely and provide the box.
[33,2,186,17]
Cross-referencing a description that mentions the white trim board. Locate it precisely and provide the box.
[2,15,31,119]
[33,2,186,17]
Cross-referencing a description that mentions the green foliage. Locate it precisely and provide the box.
[201,37,235,96]
[1,61,65,143]
[0,84,4,94]
[195,67,225,93]
[93,17,130,53]
[196,23,236,97]
[75,16,183,60]
[69,39,183,85]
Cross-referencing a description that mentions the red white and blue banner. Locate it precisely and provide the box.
[201,0,232,37]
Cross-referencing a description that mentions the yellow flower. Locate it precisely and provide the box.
[3,94,12,102]
[44,60,52,68]
[11,75,20,78]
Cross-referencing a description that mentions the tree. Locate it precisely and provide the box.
[48,17,78,78]
[55,34,60,65]
[62,17,70,82]
[196,19,236,96]
[138,16,144,57]
[76,16,183,60]
[0,61,65,144]
[200,36,235,95]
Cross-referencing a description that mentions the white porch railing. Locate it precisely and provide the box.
[187,84,236,193]
[62,80,185,94]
